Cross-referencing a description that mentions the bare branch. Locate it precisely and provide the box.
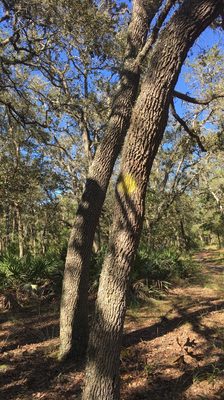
[174,90,224,105]
[0,11,10,24]
[0,99,48,128]
[170,99,207,152]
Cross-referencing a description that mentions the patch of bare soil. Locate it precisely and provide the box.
[0,249,223,399]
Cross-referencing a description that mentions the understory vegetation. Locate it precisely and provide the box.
[0,244,202,309]
[0,1,223,310]
[0,1,224,399]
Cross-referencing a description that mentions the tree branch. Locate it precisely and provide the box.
[135,0,176,68]
[170,99,207,152]
[0,11,10,24]
[174,90,224,105]
[0,99,48,128]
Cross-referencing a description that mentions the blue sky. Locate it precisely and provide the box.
[174,25,223,118]
[116,0,224,110]
[1,1,223,134]
[176,26,223,95]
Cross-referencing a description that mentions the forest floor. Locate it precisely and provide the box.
[0,249,224,400]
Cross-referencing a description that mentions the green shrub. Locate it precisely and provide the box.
[133,247,200,283]
[129,247,201,303]
[0,253,64,290]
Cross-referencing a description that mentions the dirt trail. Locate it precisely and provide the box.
[0,250,223,399]
[122,249,224,399]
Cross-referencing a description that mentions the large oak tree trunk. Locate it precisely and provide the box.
[59,0,163,361]
[82,0,223,398]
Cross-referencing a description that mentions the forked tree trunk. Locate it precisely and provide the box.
[59,0,163,361]
[82,1,223,398]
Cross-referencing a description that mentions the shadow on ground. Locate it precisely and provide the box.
[0,250,223,399]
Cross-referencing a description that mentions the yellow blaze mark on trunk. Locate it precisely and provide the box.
[117,173,137,195]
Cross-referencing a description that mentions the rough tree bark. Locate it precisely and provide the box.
[59,0,163,360]
[82,0,223,398]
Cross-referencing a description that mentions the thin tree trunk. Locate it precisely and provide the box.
[15,203,24,258]
[0,239,3,255]
[210,190,224,215]
[179,219,189,250]
[5,202,10,249]
[41,227,47,255]
[59,0,163,361]
[11,207,16,243]
[217,233,221,249]
[82,1,222,398]
[33,236,37,256]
